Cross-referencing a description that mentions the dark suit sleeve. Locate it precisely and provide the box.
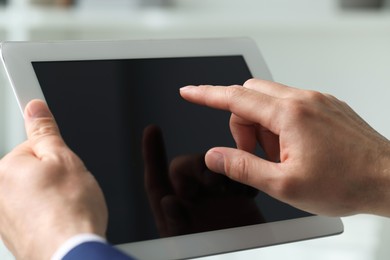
[62,241,135,260]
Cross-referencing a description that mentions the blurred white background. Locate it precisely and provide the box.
[1,0,390,259]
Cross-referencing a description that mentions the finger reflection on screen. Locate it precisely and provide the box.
[143,125,265,237]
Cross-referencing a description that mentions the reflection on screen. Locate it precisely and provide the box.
[32,56,311,244]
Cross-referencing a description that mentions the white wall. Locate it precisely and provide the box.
[1,0,390,259]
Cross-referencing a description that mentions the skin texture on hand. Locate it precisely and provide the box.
[0,100,108,260]
[180,79,390,217]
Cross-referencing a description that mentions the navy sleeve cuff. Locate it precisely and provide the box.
[62,241,135,260]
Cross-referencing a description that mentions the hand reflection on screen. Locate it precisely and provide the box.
[143,125,265,237]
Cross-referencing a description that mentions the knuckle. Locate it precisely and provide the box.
[29,118,59,140]
[282,91,323,119]
[303,90,325,101]
[225,85,247,108]
[323,93,337,100]
[282,90,330,121]
[226,156,251,184]
[282,98,307,119]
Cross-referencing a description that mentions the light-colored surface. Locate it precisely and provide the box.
[1,0,390,259]
[196,215,385,260]
[118,216,342,260]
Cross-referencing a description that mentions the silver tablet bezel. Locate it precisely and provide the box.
[1,38,271,114]
[0,38,343,260]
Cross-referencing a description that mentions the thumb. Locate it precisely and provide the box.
[24,100,67,158]
[205,147,277,193]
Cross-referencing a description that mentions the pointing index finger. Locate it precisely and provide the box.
[180,85,280,133]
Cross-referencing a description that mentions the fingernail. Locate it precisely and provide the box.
[25,100,51,119]
[179,85,197,92]
[207,150,225,174]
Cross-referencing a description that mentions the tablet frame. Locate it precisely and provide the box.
[1,38,272,113]
[0,38,343,260]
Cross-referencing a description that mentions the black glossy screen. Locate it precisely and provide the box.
[32,56,311,244]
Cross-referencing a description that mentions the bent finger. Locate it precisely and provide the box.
[230,114,280,162]
[205,147,279,194]
[142,125,173,236]
[229,114,258,153]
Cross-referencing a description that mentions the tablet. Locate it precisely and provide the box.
[0,38,343,260]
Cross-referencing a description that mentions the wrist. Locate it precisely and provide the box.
[362,139,390,217]
[21,220,106,260]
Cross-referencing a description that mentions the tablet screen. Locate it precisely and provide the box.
[32,56,311,245]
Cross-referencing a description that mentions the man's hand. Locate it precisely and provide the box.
[180,79,390,217]
[0,100,108,259]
